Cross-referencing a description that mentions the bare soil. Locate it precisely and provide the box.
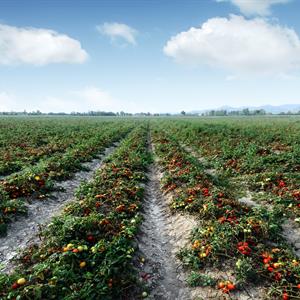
[135,139,199,299]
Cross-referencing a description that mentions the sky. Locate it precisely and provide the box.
[0,0,300,113]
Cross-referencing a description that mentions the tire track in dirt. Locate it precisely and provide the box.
[136,139,198,299]
[137,165,191,299]
[0,142,119,273]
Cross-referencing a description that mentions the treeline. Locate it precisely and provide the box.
[1,109,300,117]
[278,111,300,115]
[199,108,267,116]
[0,110,120,116]
[0,110,168,117]
[198,108,300,116]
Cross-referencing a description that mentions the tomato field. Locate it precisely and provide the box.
[0,116,300,300]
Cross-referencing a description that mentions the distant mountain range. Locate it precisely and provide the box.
[190,104,300,114]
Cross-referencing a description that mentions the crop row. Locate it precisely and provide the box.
[0,124,151,299]
[0,118,120,177]
[160,118,300,220]
[151,127,300,299]
[0,121,134,235]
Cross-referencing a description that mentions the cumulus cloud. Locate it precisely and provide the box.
[163,15,300,75]
[0,24,88,66]
[96,22,138,45]
[216,0,290,16]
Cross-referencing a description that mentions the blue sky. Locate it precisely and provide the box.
[0,0,300,113]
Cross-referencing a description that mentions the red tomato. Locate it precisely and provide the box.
[11,282,19,289]
[227,283,236,291]
[283,292,289,300]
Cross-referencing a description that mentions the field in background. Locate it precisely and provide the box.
[0,116,299,299]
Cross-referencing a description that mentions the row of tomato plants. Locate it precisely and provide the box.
[0,121,135,236]
[0,124,151,299]
[169,118,299,175]
[151,127,300,299]
[161,118,300,220]
[0,118,118,177]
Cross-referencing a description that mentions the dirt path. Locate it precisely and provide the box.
[137,164,191,299]
[135,139,199,300]
[0,143,118,273]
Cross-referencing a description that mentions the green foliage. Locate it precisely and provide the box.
[0,125,150,299]
[187,272,217,287]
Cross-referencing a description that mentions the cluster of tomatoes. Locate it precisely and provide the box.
[261,251,284,281]
[218,209,238,224]
[202,187,211,197]
[236,241,251,256]
[217,280,236,294]
[164,183,177,193]
[2,174,48,199]
[11,278,26,290]
[260,251,300,299]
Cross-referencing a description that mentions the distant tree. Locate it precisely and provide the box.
[215,110,227,116]
[180,110,186,116]
[257,109,266,115]
[242,108,250,115]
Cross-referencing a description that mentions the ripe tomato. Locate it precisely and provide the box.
[95,201,102,208]
[282,292,289,300]
[274,272,282,281]
[87,235,95,242]
[263,258,270,264]
[11,282,19,289]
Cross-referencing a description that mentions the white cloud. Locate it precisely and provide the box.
[216,0,290,16]
[0,92,17,111]
[0,24,88,66]
[163,15,300,75]
[72,86,117,109]
[36,86,120,113]
[96,22,138,45]
[0,86,137,113]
